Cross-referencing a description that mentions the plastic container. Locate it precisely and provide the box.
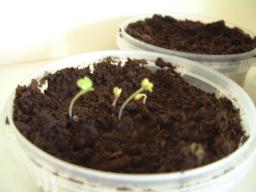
[116,13,256,86]
[6,50,256,192]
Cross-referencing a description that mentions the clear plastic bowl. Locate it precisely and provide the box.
[6,50,256,192]
[116,13,256,86]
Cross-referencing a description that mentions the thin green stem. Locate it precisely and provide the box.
[112,96,119,106]
[68,89,93,119]
[118,87,143,120]
[142,94,147,104]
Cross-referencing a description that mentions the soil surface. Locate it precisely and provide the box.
[13,57,245,173]
[125,14,256,55]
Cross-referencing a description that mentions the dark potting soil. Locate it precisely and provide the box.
[125,15,256,55]
[13,58,245,173]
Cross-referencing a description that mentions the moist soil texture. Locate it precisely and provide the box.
[125,14,256,55]
[13,57,245,173]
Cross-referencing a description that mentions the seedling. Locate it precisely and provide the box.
[134,93,147,104]
[68,76,94,119]
[118,78,153,120]
[112,87,122,106]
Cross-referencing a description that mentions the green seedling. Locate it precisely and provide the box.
[112,87,122,106]
[134,93,147,104]
[68,76,94,119]
[118,78,153,120]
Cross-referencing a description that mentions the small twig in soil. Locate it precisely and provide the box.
[118,78,153,120]
[112,87,122,106]
[68,76,94,119]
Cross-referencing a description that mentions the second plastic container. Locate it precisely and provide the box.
[117,13,256,86]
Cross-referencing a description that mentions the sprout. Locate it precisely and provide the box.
[118,78,153,120]
[141,78,153,92]
[134,93,147,104]
[112,87,122,106]
[68,76,94,119]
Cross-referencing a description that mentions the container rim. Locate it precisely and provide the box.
[7,50,256,184]
[119,13,256,62]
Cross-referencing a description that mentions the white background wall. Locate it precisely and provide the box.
[0,0,255,65]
